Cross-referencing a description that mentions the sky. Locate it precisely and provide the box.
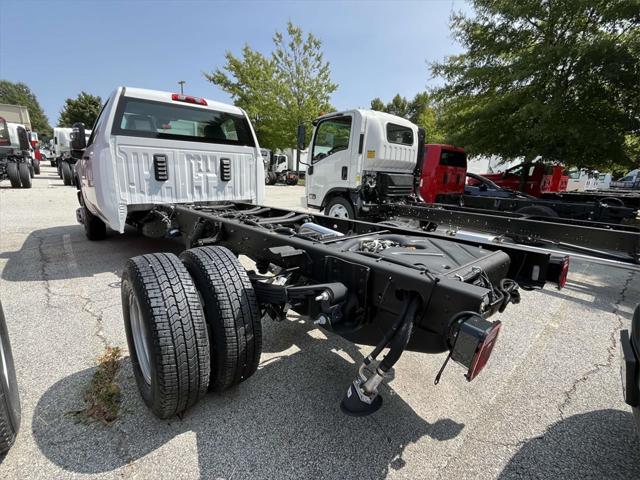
[0,0,471,126]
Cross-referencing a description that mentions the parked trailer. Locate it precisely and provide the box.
[70,87,567,419]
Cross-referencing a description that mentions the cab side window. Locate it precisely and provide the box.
[311,116,352,163]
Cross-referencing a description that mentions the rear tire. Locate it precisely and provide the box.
[82,206,107,241]
[324,196,356,219]
[61,161,72,186]
[6,163,20,188]
[18,163,31,188]
[33,160,40,175]
[0,301,21,454]
[122,253,210,419]
[180,246,262,392]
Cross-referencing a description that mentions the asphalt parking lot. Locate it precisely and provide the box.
[0,165,639,479]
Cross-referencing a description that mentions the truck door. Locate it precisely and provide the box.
[306,114,354,208]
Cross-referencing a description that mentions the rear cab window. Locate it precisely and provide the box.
[113,97,255,147]
[439,150,466,167]
[386,123,413,145]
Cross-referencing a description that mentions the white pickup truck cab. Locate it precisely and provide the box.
[73,87,264,239]
[566,169,599,191]
[304,109,420,218]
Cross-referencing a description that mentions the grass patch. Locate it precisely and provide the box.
[71,346,122,425]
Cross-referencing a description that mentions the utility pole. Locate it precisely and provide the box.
[178,80,186,94]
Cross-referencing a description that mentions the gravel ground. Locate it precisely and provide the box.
[0,166,638,479]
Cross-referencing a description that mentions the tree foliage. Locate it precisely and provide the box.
[432,0,640,170]
[206,22,337,151]
[0,80,51,137]
[370,92,445,143]
[58,92,103,128]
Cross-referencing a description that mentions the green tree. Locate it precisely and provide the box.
[431,0,640,171]
[0,80,52,136]
[58,92,103,128]
[206,21,337,151]
[371,92,445,143]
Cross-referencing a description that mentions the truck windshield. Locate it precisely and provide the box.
[439,150,466,167]
[0,118,9,146]
[113,97,255,147]
[312,116,352,162]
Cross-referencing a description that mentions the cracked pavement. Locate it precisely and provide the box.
[0,167,639,479]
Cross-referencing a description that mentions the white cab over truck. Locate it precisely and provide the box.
[54,127,91,185]
[72,87,264,238]
[304,109,420,218]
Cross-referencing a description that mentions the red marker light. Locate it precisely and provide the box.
[558,256,570,290]
[466,321,501,381]
[171,93,207,106]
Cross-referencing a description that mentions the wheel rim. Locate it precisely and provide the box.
[129,293,151,384]
[328,204,349,218]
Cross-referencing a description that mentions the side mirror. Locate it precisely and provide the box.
[70,122,87,150]
[297,124,306,151]
[17,128,29,151]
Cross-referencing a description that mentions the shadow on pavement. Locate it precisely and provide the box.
[499,409,640,479]
[32,319,463,478]
[0,225,183,282]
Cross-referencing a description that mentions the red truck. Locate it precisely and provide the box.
[475,162,568,197]
[418,144,467,203]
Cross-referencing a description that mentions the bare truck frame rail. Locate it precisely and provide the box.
[383,202,640,266]
[125,201,566,417]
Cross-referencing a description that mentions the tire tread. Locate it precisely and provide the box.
[123,253,209,418]
[181,246,262,392]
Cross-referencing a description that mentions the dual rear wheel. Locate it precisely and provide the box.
[6,162,32,189]
[122,247,262,418]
